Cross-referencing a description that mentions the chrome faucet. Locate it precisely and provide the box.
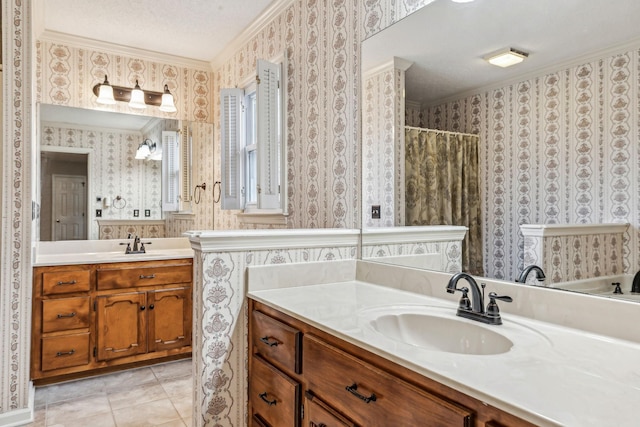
[446,272,512,325]
[516,265,546,284]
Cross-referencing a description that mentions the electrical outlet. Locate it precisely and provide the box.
[372,205,381,219]
[96,209,102,218]
[133,209,139,217]
[96,197,102,202]
[144,209,151,217]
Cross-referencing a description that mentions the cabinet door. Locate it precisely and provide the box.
[148,288,192,352]
[96,292,147,360]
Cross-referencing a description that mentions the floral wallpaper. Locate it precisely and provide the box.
[213,0,361,230]
[424,47,640,281]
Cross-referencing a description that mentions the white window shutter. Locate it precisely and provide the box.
[256,59,282,209]
[162,131,180,212]
[220,88,244,210]
[180,122,192,203]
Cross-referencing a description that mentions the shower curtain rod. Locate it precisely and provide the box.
[405,125,478,138]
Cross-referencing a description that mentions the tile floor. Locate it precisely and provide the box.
[26,358,193,427]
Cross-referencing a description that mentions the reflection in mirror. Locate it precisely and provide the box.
[361,0,640,299]
[39,104,179,241]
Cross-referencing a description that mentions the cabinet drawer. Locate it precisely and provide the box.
[42,297,90,333]
[97,263,192,290]
[303,334,473,427]
[250,355,300,427]
[41,333,90,371]
[42,270,90,295]
[305,391,356,427]
[251,310,301,375]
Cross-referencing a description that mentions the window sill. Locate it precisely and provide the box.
[236,210,288,226]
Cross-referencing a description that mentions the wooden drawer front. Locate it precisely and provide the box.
[305,391,356,427]
[42,297,90,333]
[250,355,300,427]
[252,310,301,374]
[303,334,473,427]
[97,263,192,290]
[42,270,90,295]
[41,333,90,371]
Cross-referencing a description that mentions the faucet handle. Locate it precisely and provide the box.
[488,292,512,303]
[486,292,512,321]
[457,287,471,311]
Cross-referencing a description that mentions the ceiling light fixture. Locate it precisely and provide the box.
[484,48,529,68]
[93,75,177,112]
[450,0,475,3]
[135,139,162,161]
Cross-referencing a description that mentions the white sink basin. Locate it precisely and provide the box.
[368,312,513,355]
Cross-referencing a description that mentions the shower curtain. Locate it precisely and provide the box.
[405,127,483,276]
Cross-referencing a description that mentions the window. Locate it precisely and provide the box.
[220,57,287,215]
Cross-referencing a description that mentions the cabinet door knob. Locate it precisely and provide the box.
[149,304,154,310]
[140,305,146,311]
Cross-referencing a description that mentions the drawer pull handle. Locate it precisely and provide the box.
[139,274,156,279]
[155,336,185,345]
[57,312,77,319]
[56,280,77,286]
[260,336,279,347]
[345,383,377,404]
[258,392,277,406]
[105,343,138,353]
[56,349,75,357]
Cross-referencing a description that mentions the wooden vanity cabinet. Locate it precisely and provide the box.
[32,258,192,384]
[249,299,538,427]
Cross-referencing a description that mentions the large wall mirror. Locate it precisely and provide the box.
[38,104,210,241]
[361,0,640,300]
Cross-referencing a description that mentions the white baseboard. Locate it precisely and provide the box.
[0,383,35,427]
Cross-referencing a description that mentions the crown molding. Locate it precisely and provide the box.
[210,0,295,70]
[38,30,212,71]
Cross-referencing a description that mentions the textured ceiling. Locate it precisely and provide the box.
[41,0,275,63]
[363,0,640,106]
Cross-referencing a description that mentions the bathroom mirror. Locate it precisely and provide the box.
[38,104,184,241]
[361,0,640,296]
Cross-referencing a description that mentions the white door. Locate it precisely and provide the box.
[52,175,87,240]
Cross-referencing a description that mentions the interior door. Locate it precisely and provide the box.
[52,174,87,240]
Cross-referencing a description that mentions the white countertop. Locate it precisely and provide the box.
[249,280,640,426]
[34,237,193,266]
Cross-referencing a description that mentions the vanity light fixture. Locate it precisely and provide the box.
[135,138,162,161]
[484,48,529,68]
[93,74,177,112]
[450,0,475,3]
